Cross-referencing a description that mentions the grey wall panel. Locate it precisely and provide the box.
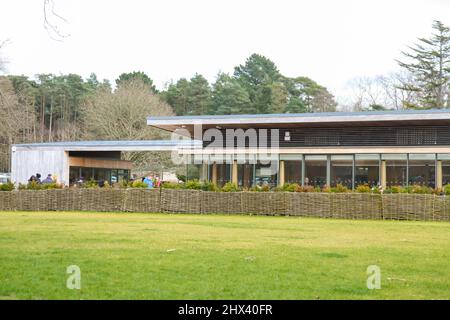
[11,149,69,185]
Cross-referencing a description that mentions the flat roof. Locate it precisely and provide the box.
[147,109,450,132]
[13,140,201,152]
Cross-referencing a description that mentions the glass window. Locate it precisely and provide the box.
[69,167,81,184]
[408,154,435,187]
[304,155,327,187]
[355,154,380,187]
[216,164,231,186]
[186,164,201,180]
[81,167,94,181]
[237,163,254,188]
[382,154,407,187]
[255,157,278,188]
[439,154,450,186]
[111,169,118,184]
[208,154,233,187]
[330,155,353,189]
[281,154,302,185]
[285,160,302,184]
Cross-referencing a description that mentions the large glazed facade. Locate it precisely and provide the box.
[147,110,450,190]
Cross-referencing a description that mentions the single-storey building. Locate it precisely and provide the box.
[10,109,450,189]
[11,140,200,185]
[147,109,450,190]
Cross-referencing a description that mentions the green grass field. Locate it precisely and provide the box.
[0,211,449,300]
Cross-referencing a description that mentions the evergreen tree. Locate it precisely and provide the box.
[164,78,190,115]
[233,53,282,113]
[116,71,157,92]
[187,73,211,115]
[397,20,450,109]
[209,73,254,115]
[283,76,337,113]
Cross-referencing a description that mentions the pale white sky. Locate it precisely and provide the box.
[1,0,450,104]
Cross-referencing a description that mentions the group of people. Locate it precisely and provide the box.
[141,175,161,189]
[28,173,55,184]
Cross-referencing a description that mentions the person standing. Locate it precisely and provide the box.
[143,175,154,189]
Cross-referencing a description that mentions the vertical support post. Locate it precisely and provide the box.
[201,163,208,182]
[253,162,256,186]
[279,160,285,187]
[326,155,331,187]
[211,162,217,185]
[380,160,387,189]
[436,160,443,190]
[301,154,305,186]
[232,160,238,185]
[351,154,355,190]
[406,154,409,187]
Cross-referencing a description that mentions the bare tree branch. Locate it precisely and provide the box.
[43,0,70,42]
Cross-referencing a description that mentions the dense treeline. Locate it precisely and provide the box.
[0,53,337,172]
[163,54,337,116]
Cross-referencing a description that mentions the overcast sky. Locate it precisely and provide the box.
[1,0,450,104]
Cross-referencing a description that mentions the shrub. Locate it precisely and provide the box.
[409,185,433,194]
[278,183,299,192]
[221,182,240,192]
[443,184,450,196]
[356,184,371,193]
[201,181,220,192]
[18,183,27,190]
[111,182,123,189]
[26,181,43,190]
[184,180,203,190]
[162,181,182,189]
[321,185,331,193]
[83,179,99,189]
[384,185,406,194]
[371,186,382,194]
[250,184,271,192]
[131,180,148,188]
[41,182,63,190]
[294,185,314,192]
[176,173,186,183]
[330,184,349,193]
[0,182,14,191]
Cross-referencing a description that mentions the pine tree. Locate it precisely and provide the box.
[209,73,254,115]
[397,20,450,109]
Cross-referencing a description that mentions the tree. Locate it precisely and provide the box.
[396,20,450,109]
[116,71,157,92]
[284,77,337,112]
[234,54,282,113]
[209,73,254,115]
[0,40,8,73]
[187,74,211,115]
[0,77,35,171]
[268,82,288,113]
[162,74,211,115]
[164,78,190,116]
[83,79,174,170]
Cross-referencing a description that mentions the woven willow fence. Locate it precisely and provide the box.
[0,189,449,221]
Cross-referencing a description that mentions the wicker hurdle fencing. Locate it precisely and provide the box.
[0,189,450,221]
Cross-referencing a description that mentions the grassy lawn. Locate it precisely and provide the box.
[0,211,449,300]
